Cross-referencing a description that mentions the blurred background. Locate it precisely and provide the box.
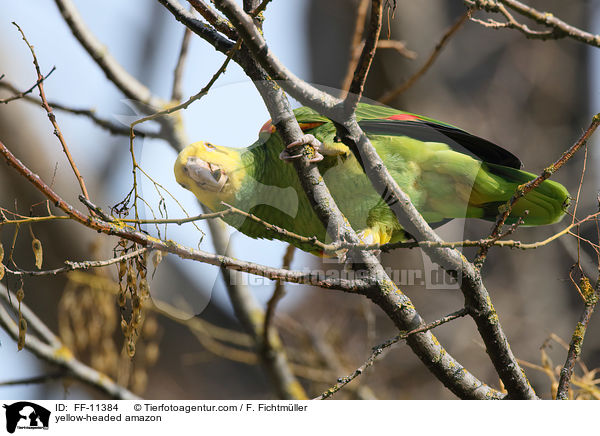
[0,0,599,400]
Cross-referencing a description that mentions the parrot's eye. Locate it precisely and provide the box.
[205,142,215,150]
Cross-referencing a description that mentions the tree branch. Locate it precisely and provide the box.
[211,0,535,399]
[475,114,600,267]
[14,22,91,203]
[344,0,383,111]
[0,139,369,293]
[316,308,470,400]
[556,274,600,398]
[0,66,55,104]
[0,284,139,399]
[466,0,600,47]
[380,9,471,104]
[209,0,506,400]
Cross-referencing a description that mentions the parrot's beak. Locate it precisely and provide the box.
[183,156,228,192]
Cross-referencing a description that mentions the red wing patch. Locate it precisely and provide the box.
[384,114,421,122]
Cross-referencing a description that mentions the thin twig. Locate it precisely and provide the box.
[0,80,162,137]
[556,254,600,397]
[187,0,237,40]
[171,14,193,102]
[4,248,147,277]
[14,22,91,202]
[0,138,369,292]
[263,244,295,351]
[0,67,56,104]
[380,9,471,103]
[340,0,370,95]
[475,113,600,268]
[345,0,383,112]
[376,39,417,59]
[131,40,241,129]
[316,308,469,400]
[466,0,600,47]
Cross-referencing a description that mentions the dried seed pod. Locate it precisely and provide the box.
[0,263,4,281]
[151,251,162,270]
[139,278,149,296]
[31,238,43,269]
[132,294,141,310]
[18,317,27,350]
[117,290,126,307]
[126,339,136,358]
[16,287,25,303]
[118,260,127,281]
[126,270,135,288]
[0,243,4,262]
[120,318,129,336]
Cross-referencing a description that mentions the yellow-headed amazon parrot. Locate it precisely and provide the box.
[174,103,570,255]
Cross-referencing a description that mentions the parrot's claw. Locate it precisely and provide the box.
[279,134,324,163]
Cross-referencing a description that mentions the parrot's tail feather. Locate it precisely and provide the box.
[478,163,570,226]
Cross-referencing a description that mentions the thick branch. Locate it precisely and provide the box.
[212,0,535,399]
[209,0,505,400]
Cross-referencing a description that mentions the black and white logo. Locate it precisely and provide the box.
[3,402,50,433]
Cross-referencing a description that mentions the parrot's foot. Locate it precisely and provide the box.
[279,134,324,163]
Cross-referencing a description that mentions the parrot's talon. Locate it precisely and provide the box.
[279,150,303,160]
[279,134,323,162]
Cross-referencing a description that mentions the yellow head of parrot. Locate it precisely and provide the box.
[174,141,244,210]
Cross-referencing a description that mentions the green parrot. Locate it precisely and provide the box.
[174,103,570,255]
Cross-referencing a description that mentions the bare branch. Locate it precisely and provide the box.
[344,0,383,112]
[0,285,139,400]
[263,244,295,354]
[0,139,369,293]
[475,114,600,268]
[0,66,55,104]
[467,0,600,47]
[316,308,471,400]
[204,209,307,400]
[4,248,147,277]
[171,20,193,102]
[380,10,471,104]
[340,0,371,94]
[14,22,91,203]
[210,0,506,400]
[0,80,162,138]
[187,0,237,40]
[376,39,416,59]
[556,268,600,398]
